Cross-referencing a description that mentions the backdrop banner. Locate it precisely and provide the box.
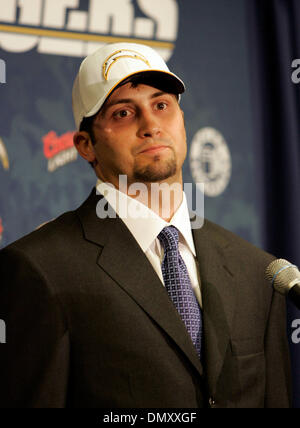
[248,0,300,408]
[0,0,299,407]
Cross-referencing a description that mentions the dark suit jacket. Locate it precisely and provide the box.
[0,188,292,408]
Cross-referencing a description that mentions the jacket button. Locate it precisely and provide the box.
[209,397,216,407]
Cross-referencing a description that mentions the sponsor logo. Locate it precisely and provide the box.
[189,127,232,197]
[0,0,179,61]
[43,130,76,172]
[0,137,9,170]
[0,217,3,245]
[0,58,5,83]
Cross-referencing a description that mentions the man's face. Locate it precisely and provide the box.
[90,82,187,188]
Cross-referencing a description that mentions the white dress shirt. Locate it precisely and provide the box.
[96,180,202,307]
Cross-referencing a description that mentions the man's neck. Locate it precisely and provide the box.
[134,181,183,222]
[97,174,183,222]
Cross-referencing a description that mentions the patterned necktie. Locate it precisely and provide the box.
[158,226,203,358]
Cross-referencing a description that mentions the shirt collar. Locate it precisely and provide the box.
[170,194,196,256]
[96,179,196,256]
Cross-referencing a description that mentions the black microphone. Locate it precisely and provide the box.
[265,259,300,311]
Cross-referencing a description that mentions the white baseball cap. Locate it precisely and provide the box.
[72,42,185,129]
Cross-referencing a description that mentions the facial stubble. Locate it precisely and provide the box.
[133,150,177,183]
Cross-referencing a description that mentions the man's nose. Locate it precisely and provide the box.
[137,111,161,138]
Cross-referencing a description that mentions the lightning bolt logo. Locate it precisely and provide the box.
[0,138,9,170]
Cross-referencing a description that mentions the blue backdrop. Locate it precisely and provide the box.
[0,0,299,407]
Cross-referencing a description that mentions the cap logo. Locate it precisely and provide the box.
[102,49,151,81]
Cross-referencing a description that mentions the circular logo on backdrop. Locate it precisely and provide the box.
[189,127,232,197]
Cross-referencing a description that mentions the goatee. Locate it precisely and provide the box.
[133,155,177,182]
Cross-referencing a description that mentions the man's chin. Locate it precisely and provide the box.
[133,160,177,183]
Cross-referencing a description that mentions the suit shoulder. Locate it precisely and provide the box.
[201,218,274,263]
[2,188,97,256]
[1,210,81,257]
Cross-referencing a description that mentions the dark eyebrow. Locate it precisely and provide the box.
[150,91,169,99]
[101,91,171,115]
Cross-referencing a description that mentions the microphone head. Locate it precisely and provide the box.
[265,258,300,295]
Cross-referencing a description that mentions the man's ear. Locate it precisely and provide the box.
[73,131,96,163]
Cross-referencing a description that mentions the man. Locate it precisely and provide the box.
[0,43,292,408]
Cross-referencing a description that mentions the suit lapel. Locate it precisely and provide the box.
[76,189,203,377]
[192,222,238,397]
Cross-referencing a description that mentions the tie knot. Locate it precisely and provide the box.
[158,226,179,251]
